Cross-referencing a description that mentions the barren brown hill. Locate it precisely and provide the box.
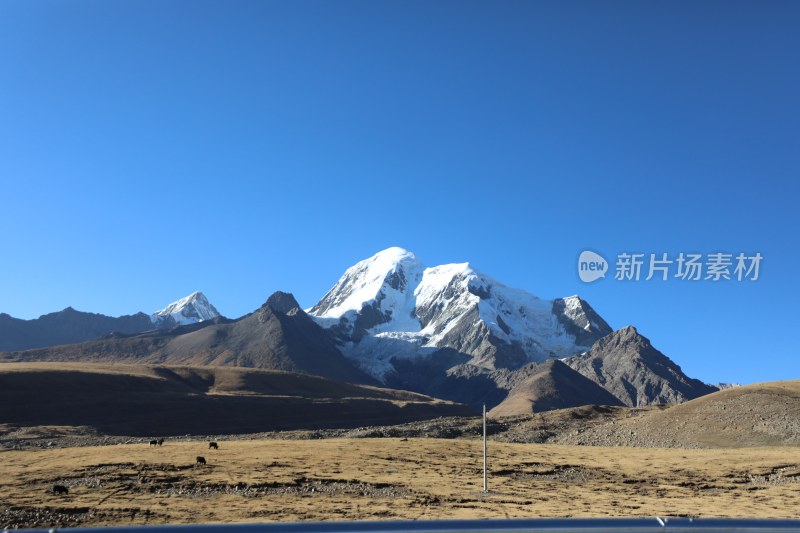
[2,292,373,385]
[0,362,472,437]
[538,379,800,448]
[489,360,623,417]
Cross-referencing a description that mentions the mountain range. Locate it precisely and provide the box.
[0,291,219,352]
[5,292,371,385]
[0,247,718,413]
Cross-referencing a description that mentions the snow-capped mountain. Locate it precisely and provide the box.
[151,291,220,328]
[308,247,612,381]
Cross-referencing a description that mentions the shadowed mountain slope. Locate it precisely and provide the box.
[0,308,154,352]
[565,326,718,407]
[0,362,472,436]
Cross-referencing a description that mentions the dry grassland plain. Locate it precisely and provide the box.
[3,438,800,528]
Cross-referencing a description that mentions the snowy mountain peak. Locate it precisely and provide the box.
[309,247,424,320]
[373,246,418,263]
[152,291,220,327]
[308,249,613,380]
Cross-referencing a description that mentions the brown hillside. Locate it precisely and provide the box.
[0,362,471,437]
[489,360,623,417]
[551,380,800,448]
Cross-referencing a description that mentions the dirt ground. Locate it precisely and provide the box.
[2,438,800,528]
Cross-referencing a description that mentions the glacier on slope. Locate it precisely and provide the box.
[308,247,612,380]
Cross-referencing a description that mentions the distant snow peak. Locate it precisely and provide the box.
[714,382,742,390]
[152,291,220,327]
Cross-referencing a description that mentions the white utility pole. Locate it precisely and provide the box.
[483,403,488,493]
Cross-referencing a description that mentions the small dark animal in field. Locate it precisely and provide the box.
[149,440,158,446]
[209,442,219,449]
[196,456,207,465]
[51,484,69,495]
[158,438,164,446]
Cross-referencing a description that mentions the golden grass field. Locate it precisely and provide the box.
[3,438,800,527]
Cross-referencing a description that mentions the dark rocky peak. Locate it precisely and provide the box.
[565,325,717,407]
[592,326,665,364]
[263,291,302,315]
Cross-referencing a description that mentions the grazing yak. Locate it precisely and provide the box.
[196,456,207,465]
[208,442,219,450]
[149,439,164,446]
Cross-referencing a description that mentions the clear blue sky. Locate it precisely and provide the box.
[1,1,797,385]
